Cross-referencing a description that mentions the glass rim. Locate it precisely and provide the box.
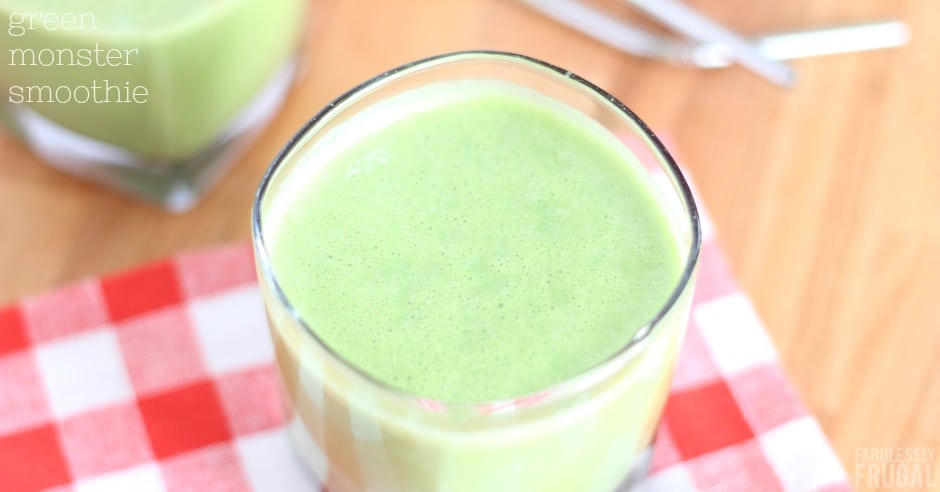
[251,50,702,410]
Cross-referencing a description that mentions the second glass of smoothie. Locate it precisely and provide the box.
[252,51,701,491]
[0,0,307,211]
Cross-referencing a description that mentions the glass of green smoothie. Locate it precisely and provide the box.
[252,51,700,491]
[0,1,307,211]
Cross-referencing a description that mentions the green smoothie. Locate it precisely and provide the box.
[267,80,683,403]
[260,78,695,491]
[0,0,305,159]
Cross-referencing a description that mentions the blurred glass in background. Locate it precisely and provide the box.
[0,0,307,212]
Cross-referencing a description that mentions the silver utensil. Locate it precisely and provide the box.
[625,0,797,86]
[521,0,910,86]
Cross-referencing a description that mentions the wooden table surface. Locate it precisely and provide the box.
[1,0,937,489]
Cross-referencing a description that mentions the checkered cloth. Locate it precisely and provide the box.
[0,214,850,491]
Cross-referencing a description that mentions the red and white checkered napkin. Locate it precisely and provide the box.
[0,227,850,490]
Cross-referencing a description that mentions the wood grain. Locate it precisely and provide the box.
[0,0,936,489]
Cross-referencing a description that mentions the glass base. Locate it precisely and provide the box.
[284,413,657,492]
[615,445,655,491]
[0,58,298,213]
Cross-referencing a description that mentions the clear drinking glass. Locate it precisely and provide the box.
[0,1,307,212]
[252,51,701,491]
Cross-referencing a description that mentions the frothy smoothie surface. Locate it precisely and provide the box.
[266,81,683,403]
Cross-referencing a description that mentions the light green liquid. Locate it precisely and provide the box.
[0,0,304,159]
[268,80,682,403]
